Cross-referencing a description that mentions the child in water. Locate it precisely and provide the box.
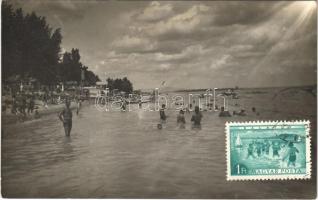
[272,141,281,158]
[247,143,255,159]
[283,142,299,167]
[59,100,73,137]
[191,106,203,129]
[177,110,186,129]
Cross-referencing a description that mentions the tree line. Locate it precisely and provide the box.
[2,2,100,86]
[106,77,133,94]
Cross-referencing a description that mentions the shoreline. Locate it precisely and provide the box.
[1,101,89,127]
[172,85,317,93]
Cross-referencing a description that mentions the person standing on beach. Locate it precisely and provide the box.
[191,106,203,129]
[59,100,73,137]
[26,95,31,114]
[43,91,49,108]
[27,94,35,114]
[11,94,17,114]
[19,93,27,117]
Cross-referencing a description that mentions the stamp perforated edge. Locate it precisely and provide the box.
[225,120,312,181]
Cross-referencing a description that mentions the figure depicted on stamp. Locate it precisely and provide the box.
[226,121,311,180]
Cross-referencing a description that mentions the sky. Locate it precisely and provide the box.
[9,0,317,90]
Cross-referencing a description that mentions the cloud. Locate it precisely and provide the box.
[136,1,174,22]
[112,35,158,53]
[56,0,77,10]
[209,2,288,26]
[158,63,171,72]
[154,45,205,63]
[9,1,317,89]
[210,54,233,69]
[145,4,211,37]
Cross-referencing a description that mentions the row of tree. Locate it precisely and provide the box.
[2,2,100,86]
[59,48,100,85]
[106,77,133,94]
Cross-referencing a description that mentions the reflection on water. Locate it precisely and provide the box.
[1,89,316,198]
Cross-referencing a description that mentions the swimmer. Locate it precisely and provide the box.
[256,141,262,157]
[251,107,260,116]
[59,100,73,137]
[215,104,219,110]
[177,110,186,129]
[185,105,190,113]
[191,106,203,129]
[264,140,270,155]
[283,142,299,167]
[272,141,281,158]
[238,109,246,116]
[138,99,142,109]
[219,106,231,117]
[247,143,255,159]
[159,104,167,123]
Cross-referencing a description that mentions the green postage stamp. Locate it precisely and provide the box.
[226,121,311,180]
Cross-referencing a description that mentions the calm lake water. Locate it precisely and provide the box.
[2,88,317,198]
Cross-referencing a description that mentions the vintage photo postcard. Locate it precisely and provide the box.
[1,0,317,199]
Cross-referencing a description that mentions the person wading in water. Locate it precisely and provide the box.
[177,109,186,129]
[59,100,73,137]
[157,104,167,129]
[283,142,299,167]
[191,106,203,129]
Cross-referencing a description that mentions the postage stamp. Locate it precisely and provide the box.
[226,120,311,181]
